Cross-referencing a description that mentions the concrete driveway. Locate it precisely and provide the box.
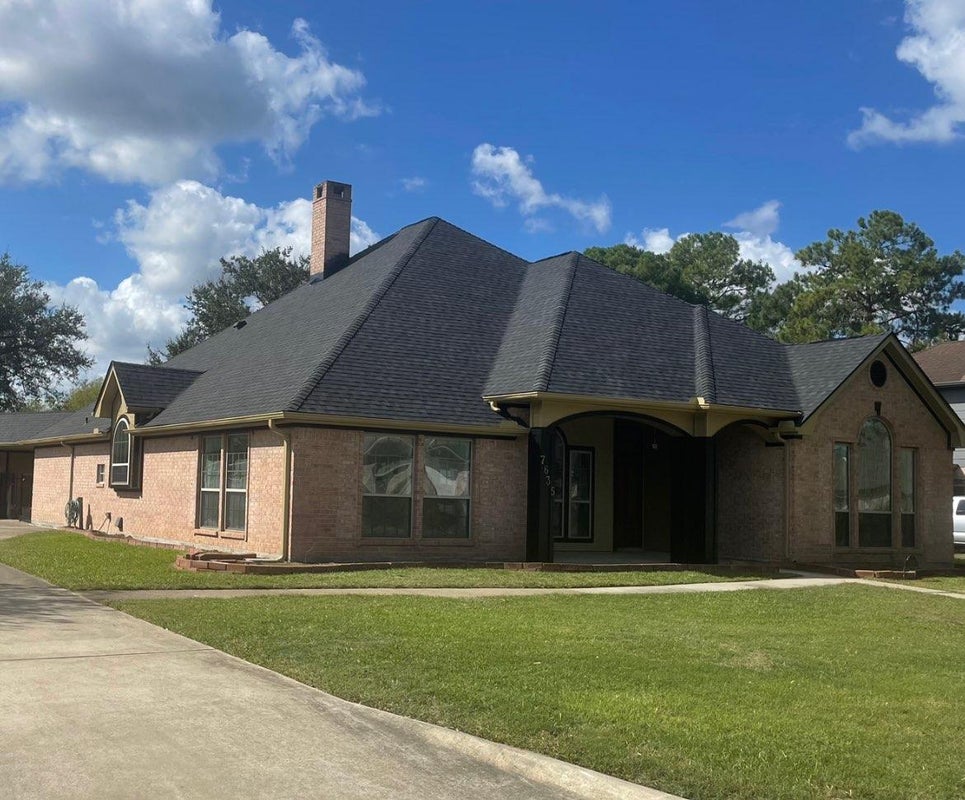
[0,519,36,540]
[0,563,679,800]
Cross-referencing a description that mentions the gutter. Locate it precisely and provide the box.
[266,419,293,562]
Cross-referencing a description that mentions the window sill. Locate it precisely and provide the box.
[358,537,415,545]
[220,530,247,540]
[834,546,923,553]
[194,529,219,538]
[417,538,474,546]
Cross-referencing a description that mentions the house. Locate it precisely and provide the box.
[1,180,961,569]
[913,341,965,494]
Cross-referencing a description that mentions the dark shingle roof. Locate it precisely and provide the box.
[0,406,110,445]
[112,362,203,410]
[785,334,890,419]
[0,411,75,445]
[86,215,887,430]
[913,340,965,385]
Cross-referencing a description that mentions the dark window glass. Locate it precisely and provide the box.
[362,496,411,538]
[362,434,412,537]
[111,419,130,486]
[423,438,470,538]
[900,449,915,548]
[858,419,892,547]
[565,449,593,541]
[833,443,850,547]
[199,491,219,529]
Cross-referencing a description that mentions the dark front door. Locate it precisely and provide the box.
[613,420,644,549]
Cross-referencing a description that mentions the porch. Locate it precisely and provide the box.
[526,414,718,564]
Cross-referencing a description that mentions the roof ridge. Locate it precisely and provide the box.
[693,305,717,403]
[287,218,441,412]
[535,252,580,393]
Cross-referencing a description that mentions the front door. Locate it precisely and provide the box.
[613,420,644,549]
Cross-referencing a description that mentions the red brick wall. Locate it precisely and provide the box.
[288,427,528,562]
[31,430,285,556]
[716,424,785,564]
[788,359,953,569]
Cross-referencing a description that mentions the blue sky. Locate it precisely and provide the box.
[1,0,963,372]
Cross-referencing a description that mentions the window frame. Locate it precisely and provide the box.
[833,417,919,552]
[899,447,916,548]
[422,436,473,539]
[554,445,595,543]
[109,417,133,489]
[196,432,249,536]
[361,433,414,539]
[95,463,106,487]
[832,442,851,548]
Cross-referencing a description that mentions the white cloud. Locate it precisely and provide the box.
[625,227,677,254]
[47,182,380,370]
[0,1,378,184]
[849,0,965,146]
[470,144,611,233]
[400,176,427,192]
[624,200,801,283]
[723,199,781,237]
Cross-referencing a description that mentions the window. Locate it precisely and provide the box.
[900,448,915,548]
[110,418,131,487]
[567,449,594,540]
[957,499,965,517]
[197,433,249,532]
[555,447,594,542]
[362,434,412,537]
[95,464,105,486]
[833,443,850,547]
[423,438,471,538]
[857,418,892,547]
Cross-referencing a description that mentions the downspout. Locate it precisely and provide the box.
[784,440,792,564]
[59,441,75,503]
[266,420,292,561]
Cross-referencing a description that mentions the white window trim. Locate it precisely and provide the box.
[197,433,249,535]
[109,418,131,488]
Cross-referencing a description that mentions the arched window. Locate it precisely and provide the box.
[857,417,891,547]
[110,418,131,487]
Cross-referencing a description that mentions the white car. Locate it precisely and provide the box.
[954,497,965,551]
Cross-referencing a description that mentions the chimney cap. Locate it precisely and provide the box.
[314,181,352,202]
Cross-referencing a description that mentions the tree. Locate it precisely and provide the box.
[0,253,93,411]
[586,232,774,323]
[59,377,102,411]
[781,211,965,348]
[151,247,309,362]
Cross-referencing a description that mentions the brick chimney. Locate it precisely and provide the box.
[310,181,352,279]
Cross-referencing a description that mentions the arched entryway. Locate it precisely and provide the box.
[526,412,716,564]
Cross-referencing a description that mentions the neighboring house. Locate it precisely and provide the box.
[913,341,965,494]
[0,180,962,569]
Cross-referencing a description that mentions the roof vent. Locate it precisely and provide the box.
[233,319,247,330]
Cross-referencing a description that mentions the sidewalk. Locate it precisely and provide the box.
[0,563,682,800]
[82,574,944,603]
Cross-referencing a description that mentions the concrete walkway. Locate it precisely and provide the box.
[0,563,681,800]
[0,519,36,540]
[83,575,876,602]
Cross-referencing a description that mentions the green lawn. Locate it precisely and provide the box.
[113,585,965,800]
[0,531,767,590]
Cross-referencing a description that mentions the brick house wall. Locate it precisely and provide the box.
[288,427,528,562]
[716,424,785,564]
[787,360,953,570]
[32,430,285,556]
